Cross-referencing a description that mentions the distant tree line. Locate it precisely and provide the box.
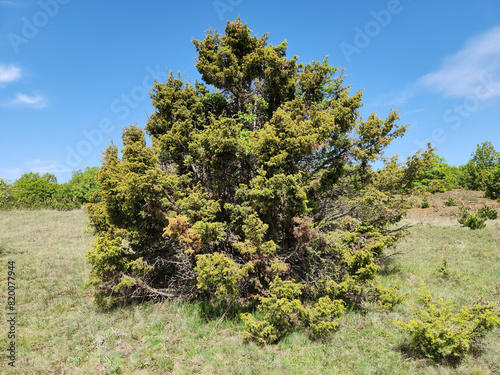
[377,141,500,199]
[0,166,99,210]
[1,142,499,212]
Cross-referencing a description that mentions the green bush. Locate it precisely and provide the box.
[443,197,457,206]
[15,196,81,211]
[410,152,461,191]
[62,167,100,205]
[458,206,486,229]
[427,180,445,194]
[84,19,431,331]
[459,142,499,191]
[477,205,498,220]
[241,276,345,344]
[13,172,58,203]
[0,178,15,209]
[393,284,500,360]
[421,197,430,208]
[373,282,407,311]
[195,252,254,302]
[0,171,93,211]
[485,164,500,200]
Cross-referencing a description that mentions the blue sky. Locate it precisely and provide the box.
[1,0,500,183]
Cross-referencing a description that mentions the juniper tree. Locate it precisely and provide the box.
[86,19,428,320]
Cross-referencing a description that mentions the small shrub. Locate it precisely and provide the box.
[435,258,463,283]
[241,277,305,345]
[393,283,500,360]
[443,197,456,206]
[421,197,430,208]
[458,206,486,229]
[303,296,346,340]
[427,180,446,194]
[477,205,498,220]
[241,276,345,344]
[374,282,407,311]
[195,252,254,302]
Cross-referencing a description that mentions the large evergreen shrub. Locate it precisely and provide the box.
[85,20,430,327]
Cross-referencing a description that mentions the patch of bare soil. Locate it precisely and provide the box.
[405,189,500,227]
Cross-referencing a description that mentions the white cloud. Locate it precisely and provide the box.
[29,159,72,176]
[419,25,500,99]
[0,64,22,83]
[10,93,47,108]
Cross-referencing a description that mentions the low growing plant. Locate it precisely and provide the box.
[421,197,430,209]
[427,180,446,194]
[443,197,457,206]
[457,205,486,229]
[477,205,498,220]
[241,276,345,344]
[435,258,464,283]
[373,282,407,311]
[393,283,500,361]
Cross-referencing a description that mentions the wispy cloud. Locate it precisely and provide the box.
[29,159,72,177]
[419,25,500,99]
[10,93,47,108]
[0,64,22,83]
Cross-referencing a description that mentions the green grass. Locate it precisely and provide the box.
[0,208,499,374]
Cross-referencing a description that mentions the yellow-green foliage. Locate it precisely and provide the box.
[302,296,346,340]
[241,277,304,344]
[393,284,500,360]
[477,205,498,220]
[444,197,457,206]
[427,180,446,194]
[195,253,254,301]
[241,277,345,344]
[85,235,127,308]
[85,19,430,325]
[374,282,407,311]
[421,196,430,208]
[458,205,486,229]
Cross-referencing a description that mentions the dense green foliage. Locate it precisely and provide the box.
[0,178,15,209]
[457,205,489,230]
[405,142,500,198]
[412,153,461,192]
[444,197,457,206]
[62,167,100,205]
[460,142,499,191]
[477,204,498,220]
[0,167,99,210]
[241,276,346,344]
[86,19,427,325]
[457,203,498,229]
[484,162,500,200]
[394,284,500,360]
[13,172,58,202]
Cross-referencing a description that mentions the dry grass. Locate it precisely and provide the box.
[0,196,498,374]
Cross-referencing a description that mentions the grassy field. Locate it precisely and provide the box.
[1,191,499,374]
